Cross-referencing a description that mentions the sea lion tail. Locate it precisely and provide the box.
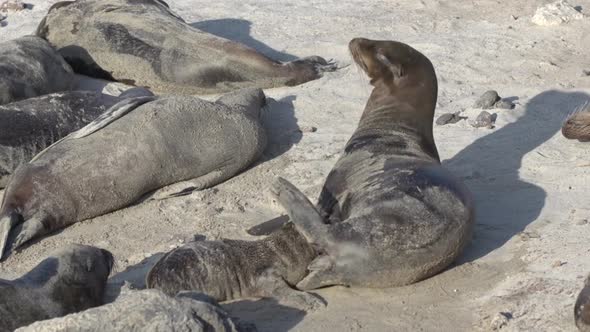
[0,211,21,260]
[270,177,336,250]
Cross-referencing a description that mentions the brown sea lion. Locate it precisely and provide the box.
[575,276,590,332]
[36,0,337,95]
[0,88,267,259]
[0,244,114,332]
[562,101,590,141]
[250,38,475,290]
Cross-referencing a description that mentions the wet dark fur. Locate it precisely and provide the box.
[0,245,113,332]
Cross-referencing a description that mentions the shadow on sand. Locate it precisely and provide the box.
[444,89,590,262]
[190,18,298,62]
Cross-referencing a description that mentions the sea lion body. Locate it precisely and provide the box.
[265,38,474,290]
[0,244,113,332]
[147,222,323,310]
[575,276,590,332]
[0,35,74,105]
[0,89,153,188]
[37,0,336,95]
[17,290,242,332]
[0,88,267,258]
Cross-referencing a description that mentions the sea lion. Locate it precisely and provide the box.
[0,35,75,105]
[575,276,590,332]
[36,0,337,95]
[0,88,153,188]
[0,88,267,259]
[17,289,244,332]
[251,38,475,290]
[562,101,590,141]
[146,220,324,311]
[0,244,114,332]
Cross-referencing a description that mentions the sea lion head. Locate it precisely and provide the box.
[562,101,590,141]
[48,244,114,310]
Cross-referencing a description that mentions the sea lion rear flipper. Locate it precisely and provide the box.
[246,215,289,236]
[271,177,335,249]
[0,212,21,260]
[71,96,157,139]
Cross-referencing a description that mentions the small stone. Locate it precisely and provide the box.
[299,125,317,133]
[490,312,513,330]
[577,219,589,225]
[583,70,590,76]
[470,111,497,129]
[552,260,566,267]
[494,100,515,109]
[474,90,501,109]
[436,112,466,125]
[531,0,584,26]
[0,13,6,22]
[0,0,26,12]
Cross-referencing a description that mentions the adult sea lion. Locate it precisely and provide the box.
[251,38,475,290]
[147,220,323,311]
[17,290,243,332]
[0,88,267,259]
[0,35,75,105]
[0,244,114,332]
[562,101,590,141]
[0,88,153,188]
[36,0,337,95]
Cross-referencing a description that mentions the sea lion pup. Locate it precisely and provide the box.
[562,101,590,141]
[0,244,114,332]
[0,88,267,259]
[146,222,323,311]
[252,38,475,290]
[576,276,590,332]
[36,0,337,95]
[0,35,75,105]
[17,290,244,332]
[0,88,153,188]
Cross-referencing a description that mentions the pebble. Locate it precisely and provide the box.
[0,0,27,12]
[577,219,589,225]
[435,112,466,125]
[470,111,497,129]
[552,260,566,267]
[494,99,515,109]
[531,0,584,26]
[490,312,513,330]
[474,90,500,109]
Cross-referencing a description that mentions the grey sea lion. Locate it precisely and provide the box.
[0,88,153,188]
[0,88,267,259]
[562,101,590,141]
[0,244,114,332]
[146,219,324,311]
[575,276,590,332]
[251,38,475,290]
[0,35,75,105]
[17,289,245,332]
[36,0,337,95]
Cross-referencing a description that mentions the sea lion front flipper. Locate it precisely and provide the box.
[271,177,335,249]
[4,213,48,255]
[257,269,326,311]
[70,96,157,139]
[0,212,20,260]
[246,215,290,236]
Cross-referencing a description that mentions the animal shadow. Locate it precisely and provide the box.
[260,95,301,161]
[223,298,309,332]
[444,90,590,262]
[190,18,298,62]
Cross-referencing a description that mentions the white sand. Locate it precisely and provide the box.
[1,0,590,330]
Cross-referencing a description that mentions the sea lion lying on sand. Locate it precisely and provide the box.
[0,35,74,105]
[0,88,267,259]
[0,244,113,332]
[37,0,337,94]
[0,88,153,188]
[17,289,244,332]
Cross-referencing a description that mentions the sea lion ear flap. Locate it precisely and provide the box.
[86,257,94,272]
[375,52,404,79]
